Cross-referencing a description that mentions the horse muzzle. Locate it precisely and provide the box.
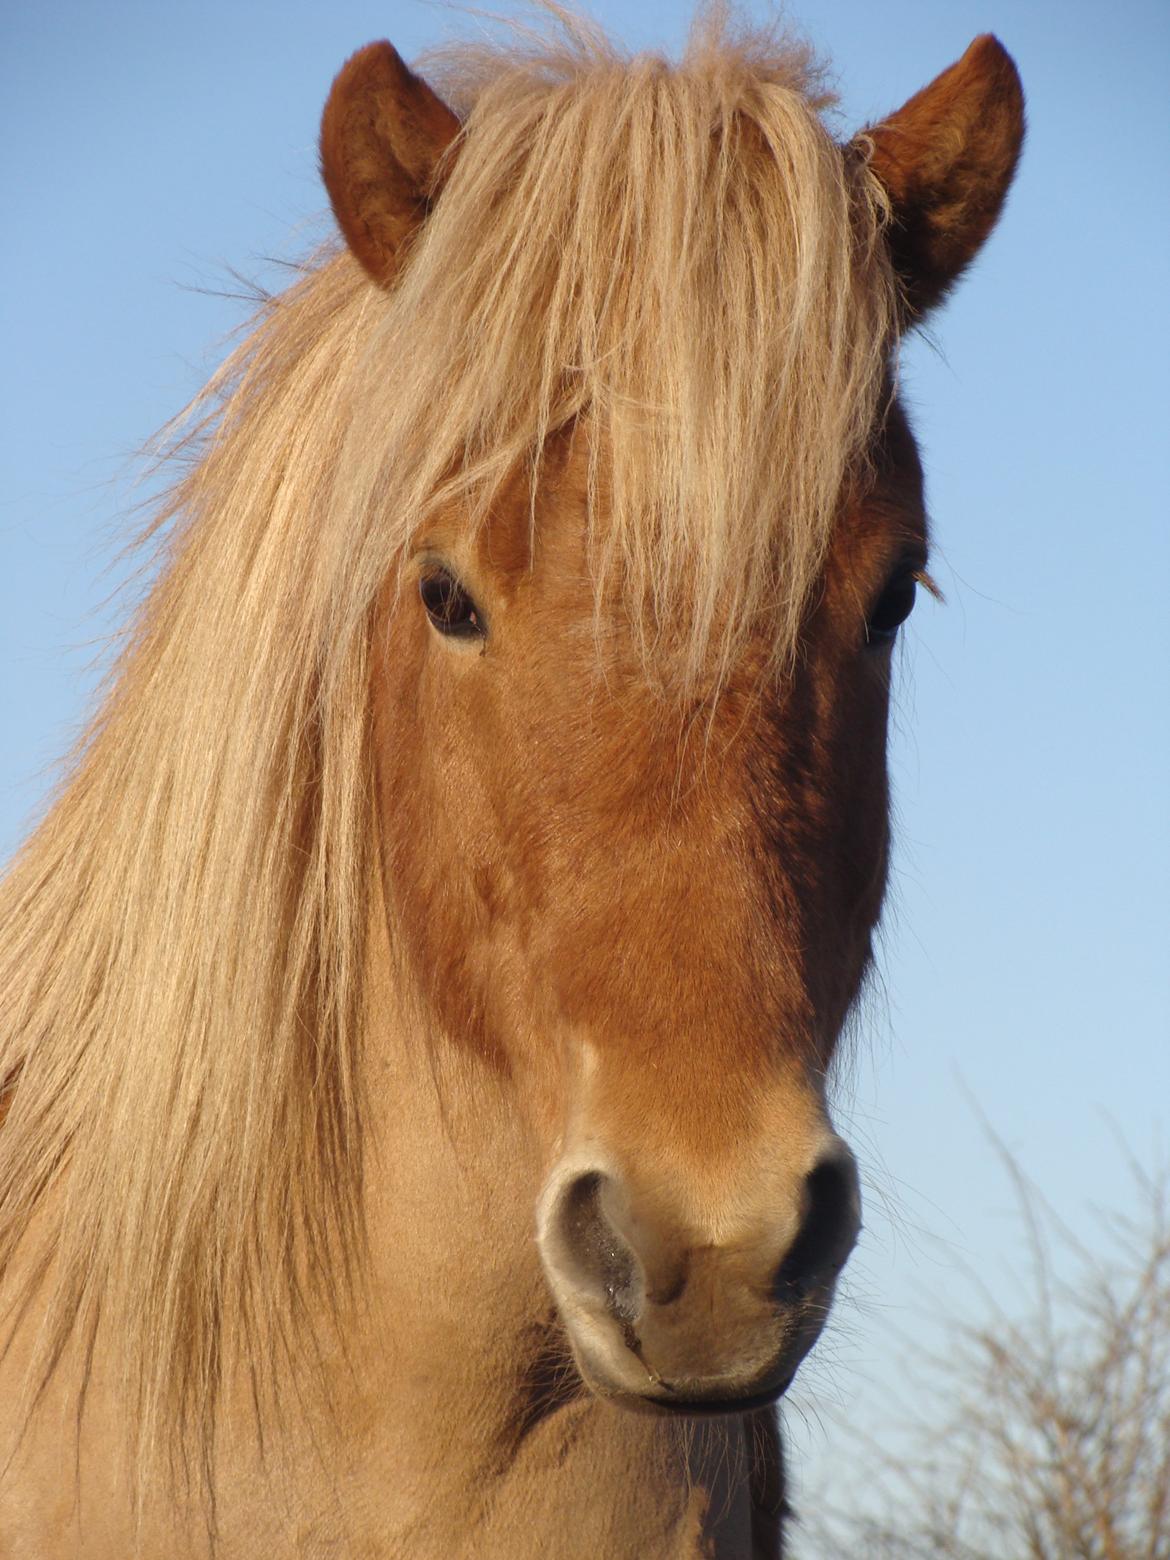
[536,1136,861,1413]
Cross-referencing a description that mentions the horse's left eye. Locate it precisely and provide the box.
[419,569,485,639]
[865,572,918,648]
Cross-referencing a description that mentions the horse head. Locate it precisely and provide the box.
[319,30,1023,1414]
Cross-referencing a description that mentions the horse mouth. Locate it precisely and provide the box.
[620,1371,797,1418]
[566,1314,808,1418]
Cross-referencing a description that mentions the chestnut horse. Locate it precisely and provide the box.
[0,12,1023,1557]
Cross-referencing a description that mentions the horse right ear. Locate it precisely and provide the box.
[320,42,461,288]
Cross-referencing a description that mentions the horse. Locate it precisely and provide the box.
[0,10,1023,1556]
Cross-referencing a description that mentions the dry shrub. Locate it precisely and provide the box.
[796,1145,1170,1560]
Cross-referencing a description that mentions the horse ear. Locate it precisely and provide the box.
[320,42,461,288]
[858,35,1024,320]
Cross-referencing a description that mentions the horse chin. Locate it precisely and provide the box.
[600,1374,798,1421]
[561,1308,813,1420]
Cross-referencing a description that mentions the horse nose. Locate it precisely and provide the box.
[773,1139,861,1300]
[540,1138,861,1335]
[542,1169,646,1327]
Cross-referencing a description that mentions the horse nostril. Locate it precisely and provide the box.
[547,1170,644,1326]
[774,1143,861,1302]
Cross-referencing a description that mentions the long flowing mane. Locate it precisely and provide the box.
[0,7,895,1490]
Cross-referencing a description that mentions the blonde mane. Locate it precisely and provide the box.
[0,7,896,1491]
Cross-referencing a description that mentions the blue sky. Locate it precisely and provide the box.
[4,0,1168,1530]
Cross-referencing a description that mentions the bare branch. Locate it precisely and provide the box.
[791,1147,1170,1560]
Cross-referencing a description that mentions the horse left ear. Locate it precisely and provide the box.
[858,35,1025,320]
[320,41,461,288]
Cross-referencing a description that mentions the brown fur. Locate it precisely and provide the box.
[320,42,462,285]
[861,34,1025,316]
[0,10,1021,1555]
[379,404,925,1120]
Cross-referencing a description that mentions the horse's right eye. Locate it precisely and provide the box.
[419,570,486,640]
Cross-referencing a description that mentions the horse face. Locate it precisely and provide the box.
[373,402,926,1410]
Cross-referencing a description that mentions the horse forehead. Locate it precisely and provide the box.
[473,432,591,590]
[465,397,927,630]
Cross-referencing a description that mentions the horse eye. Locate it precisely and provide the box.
[865,572,918,648]
[419,569,485,639]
